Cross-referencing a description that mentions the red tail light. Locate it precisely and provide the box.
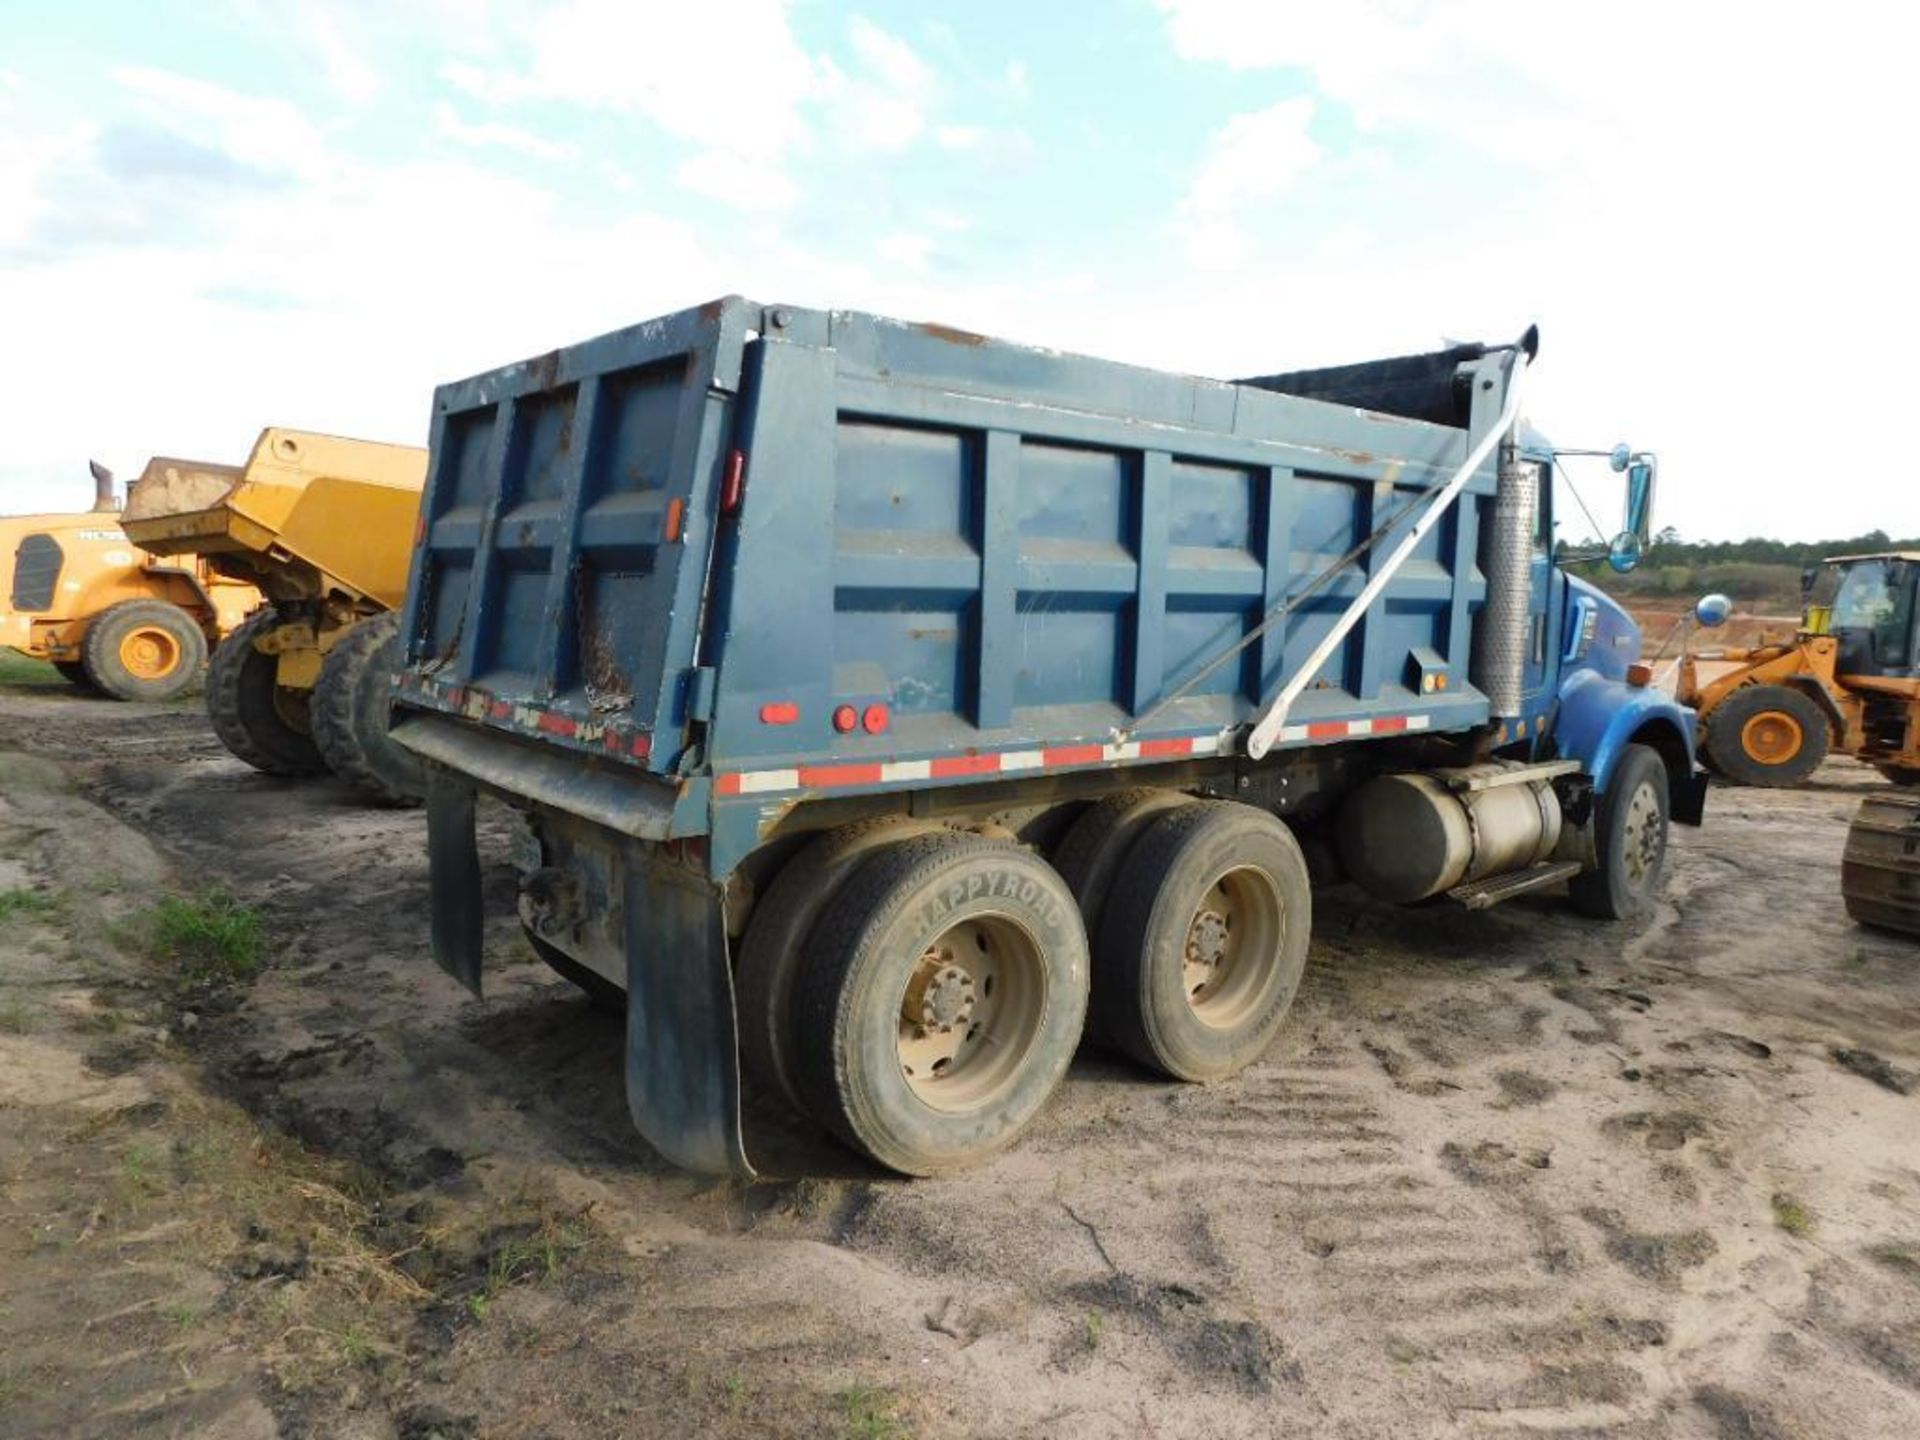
[721,449,747,514]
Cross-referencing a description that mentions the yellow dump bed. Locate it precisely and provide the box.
[123,428,427,609]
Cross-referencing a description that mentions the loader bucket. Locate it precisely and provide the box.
[1843,792,1920,937]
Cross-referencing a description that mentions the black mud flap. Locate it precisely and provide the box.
[621,852,753,1178]
[426,771,485,995]
[1673,769,1709,827]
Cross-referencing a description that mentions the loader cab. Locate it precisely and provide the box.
[1826,553,1920,679]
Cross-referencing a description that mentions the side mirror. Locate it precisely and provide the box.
[1695,593,1732,628]
[1608,443,1633,473]
[1607,532,1643,573]
[1623,458,1656,546]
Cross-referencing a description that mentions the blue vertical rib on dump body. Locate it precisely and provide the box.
[396,298,1499,786]
[401,299,752,773]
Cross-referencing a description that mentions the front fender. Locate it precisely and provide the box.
[1555,667,1700,802]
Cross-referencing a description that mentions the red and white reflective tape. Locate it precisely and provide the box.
[715,732,1228,797]
[713,712,1437,798]
[396,673,652,758]
[1270,713,1432,745]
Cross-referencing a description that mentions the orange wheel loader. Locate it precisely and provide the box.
[0,460,260,700]
[1676,552,1920,788]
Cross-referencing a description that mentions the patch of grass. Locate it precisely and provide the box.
[121,1143,167,1195]
[0,651,64,688]
[149,889,263,984]
[838,1384,911,1440]
[162,1300,200,1329]
[0,1001,36,1035]
[1772,1192,1815,1237]
[1082,1311,1105,1351]
[336,1323,376,1365]
[0,887,58,921]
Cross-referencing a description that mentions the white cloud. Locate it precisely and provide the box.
[435,102,577,161]
[112,65,331,179]
[1175,98,1320,269]
[675,149,800,211]
[439,5,934,206]
[822,15,933,153]
[875,231,931,271]
[301,10,383,105]
[935,125,983,151]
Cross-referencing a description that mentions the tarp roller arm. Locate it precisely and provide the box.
[1245,345,1531,761]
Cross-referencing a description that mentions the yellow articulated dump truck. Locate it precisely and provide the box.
[121,428,430,805]
[1,462,260,699]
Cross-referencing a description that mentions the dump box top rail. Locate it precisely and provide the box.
[123,428,427,608]
[397,296,1501,792]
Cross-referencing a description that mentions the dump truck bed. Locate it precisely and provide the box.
[397,296,1500,803]
[122,429,427,607]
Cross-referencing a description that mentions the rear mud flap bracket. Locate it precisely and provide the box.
[621,852,754,1178]
[426,771,485,995]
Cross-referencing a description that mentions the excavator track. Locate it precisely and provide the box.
[1843,791,1920,937]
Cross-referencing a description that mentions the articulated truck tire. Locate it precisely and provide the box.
[81,599,206,702]
[208,611,328,777]
[790,831,1089,1175]
[311,612,426,806]
[1097,802,1310,1083]
[1569,744,1670,921]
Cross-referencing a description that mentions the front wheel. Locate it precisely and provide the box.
[1703,684,1828,787]
[1568,743,1670,920]
[790,832,1089,1175]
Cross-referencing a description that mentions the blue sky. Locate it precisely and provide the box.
[2,1,1913,542]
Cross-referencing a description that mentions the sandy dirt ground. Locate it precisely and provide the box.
[3,664,1919,1440]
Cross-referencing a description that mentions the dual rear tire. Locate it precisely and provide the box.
[746,800,1313,1174]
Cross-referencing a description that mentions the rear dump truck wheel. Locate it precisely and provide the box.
[311,612,427,806]
[207,610,328,777]
[735,817,944,1114]
[523,925,625,1013]
[1704,684,1829,787]
[790,832,1089,1175]
[79,599,207,702]
[1095,802,1311,1083]
[52,660,94,689]
[1051,789,1196,1041]
[1568,743,1670,921]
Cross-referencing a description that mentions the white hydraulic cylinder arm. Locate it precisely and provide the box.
[1245,350,1530,761]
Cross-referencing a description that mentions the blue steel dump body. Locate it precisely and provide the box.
[398,298,1512,852]
[394,296,1703,1178]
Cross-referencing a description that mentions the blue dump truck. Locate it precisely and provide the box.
[391,297,1705,1177]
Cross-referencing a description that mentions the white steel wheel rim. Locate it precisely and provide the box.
[1621,781,1664,887]
[896,914,1047,1114]
[1181,865,1285,1030]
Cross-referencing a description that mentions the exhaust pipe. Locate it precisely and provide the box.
[88,460,117,513]
[1470,449,1538,720]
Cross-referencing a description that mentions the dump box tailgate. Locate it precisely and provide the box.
[397,300,754,771]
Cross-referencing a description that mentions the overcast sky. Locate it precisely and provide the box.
[2,1,1913,544]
